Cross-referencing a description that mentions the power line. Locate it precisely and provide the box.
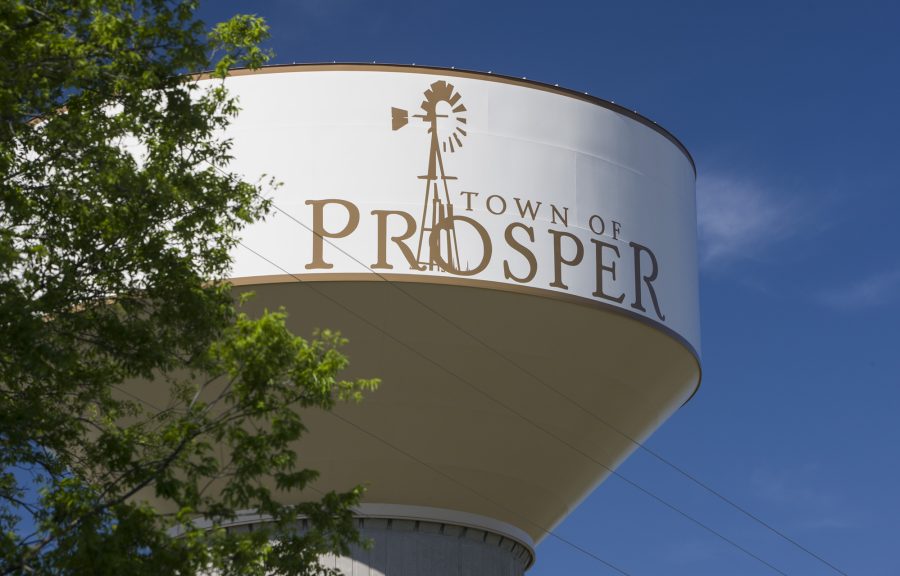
[327,410,633,576]
[211,155,836,576]
[270,185,853,573]
[123,376,632,574]
[111,294,633,575]
[238,241,790,576]
[268,202,850,576]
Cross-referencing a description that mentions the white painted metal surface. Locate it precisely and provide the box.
[219,66,699,353]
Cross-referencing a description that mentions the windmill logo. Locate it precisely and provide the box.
[392,80,469,272]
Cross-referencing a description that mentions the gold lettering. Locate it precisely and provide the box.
[460,191,479,212]
[588,214,606,236]
[304,199,360,269]
[550,204,569,227]
[591,239,624,303]
[371,210,423,270]
[486,194,507,215]
[630,241,665,321]
[430,215,492,276]
[548,229,583,289]
[513,197,542,221]
[503,223,537,283]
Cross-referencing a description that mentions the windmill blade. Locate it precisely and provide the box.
[391,107,409,131]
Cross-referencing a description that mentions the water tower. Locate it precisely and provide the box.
[190,64,700,574]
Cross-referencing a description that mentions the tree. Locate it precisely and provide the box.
[0,1,377,574]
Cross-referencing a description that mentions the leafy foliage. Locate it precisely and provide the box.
[0,1,377,574]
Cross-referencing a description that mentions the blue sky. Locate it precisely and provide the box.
[197,1,900,574]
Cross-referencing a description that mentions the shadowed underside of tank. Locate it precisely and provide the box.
[202,278,699,544]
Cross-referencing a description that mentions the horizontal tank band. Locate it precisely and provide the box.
[199,504,536,569]
[192,62,696,177]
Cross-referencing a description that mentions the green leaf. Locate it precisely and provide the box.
[0,2,372,574]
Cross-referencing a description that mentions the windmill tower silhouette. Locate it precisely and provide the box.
[392,80,468,271]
